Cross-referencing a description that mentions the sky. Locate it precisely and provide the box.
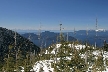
[0,0,108,31]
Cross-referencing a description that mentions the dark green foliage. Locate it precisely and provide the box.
[4,57,15,72]
[0,27,40,71]
[50,42,87,72]
[103,40,108,51]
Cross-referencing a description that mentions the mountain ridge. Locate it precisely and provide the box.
[21,31,76,48]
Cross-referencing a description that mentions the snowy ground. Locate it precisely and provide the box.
[32,51,108,72]
[32,44,108,72]
[32,60,54,72]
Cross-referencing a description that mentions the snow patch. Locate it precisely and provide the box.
[32,60,54,72]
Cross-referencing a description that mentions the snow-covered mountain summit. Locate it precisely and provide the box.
[32,42,108,72]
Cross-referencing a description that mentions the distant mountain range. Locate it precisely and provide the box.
[21,31,76,48]
[68,30,108,47]
[20,30,108,48]
[15,29,108,34]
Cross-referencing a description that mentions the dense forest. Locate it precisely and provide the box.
[0,27,40,71]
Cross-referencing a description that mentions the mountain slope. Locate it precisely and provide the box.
[0,27,40,71]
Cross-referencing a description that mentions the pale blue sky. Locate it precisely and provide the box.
[0,0,108,30]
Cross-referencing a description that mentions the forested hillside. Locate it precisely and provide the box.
[0,27,40,71]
